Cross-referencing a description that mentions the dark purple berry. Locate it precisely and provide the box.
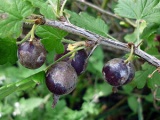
[45,61,77,108]
[18,40,46,69]
[102,58,135,87]
[45,61,77,95]
[71,50,88,75]
[55,45,88,75]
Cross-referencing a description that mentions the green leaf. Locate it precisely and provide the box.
[36,26,67,53]
[26,0,56,19]
[0,0,34,38]
[135,62,160,89]
[141,23,159,39]
[66,10,109,37]
[115,0,160,24]
[0,38,17,65]
[128,96,138,113]
[0,71,45,100]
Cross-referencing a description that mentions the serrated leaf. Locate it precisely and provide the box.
[115,0,160,24]
[128,96,138,113]
[66,10,109,37]
[0,38,17,65]
[36,26,67,53]
[141,23,159,39]
[0,71,45,100]
[135,62,160,89]
[0,0,34,38]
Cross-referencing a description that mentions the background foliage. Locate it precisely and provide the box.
[0,0,160,120]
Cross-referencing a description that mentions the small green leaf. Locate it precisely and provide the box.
[135,62,160,89]
[128,96,138,113]
[141,23,159,39]
[115,0,160,24]
[36,26,68,53]
[66,10,109,37]
[0,38,17,65]
[0,0,34,38]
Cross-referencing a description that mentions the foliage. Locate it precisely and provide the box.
[0,0,160,120]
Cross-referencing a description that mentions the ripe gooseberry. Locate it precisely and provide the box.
[18,40,46,69]
[102,58,135,87]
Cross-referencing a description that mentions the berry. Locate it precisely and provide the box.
[102,58,135,87]
[45,61,77,108]
[71,50,88,75]
[45,61,77,95]
[18,40,46,69]
[55,45,88,75]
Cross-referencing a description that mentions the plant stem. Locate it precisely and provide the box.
[16,32,31,45]
[136,20,141,48]
[124,44,134,63]
[48,0,59,18]
[29,24,37,42]
[45,19,160,67]
[62,38,76,44]
[60,0,67,16]
[101,0,108,9]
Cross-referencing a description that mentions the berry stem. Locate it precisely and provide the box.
[16,31,31,45]
[148,67,160,78]
[29,24,37,42]
[52,94,60,108]
[124,44,134,63]
[60,0,67,16]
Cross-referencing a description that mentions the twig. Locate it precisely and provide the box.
[44,19,160,67]
[76,0,136,27]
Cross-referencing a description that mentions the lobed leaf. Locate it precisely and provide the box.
[115,0,160,24]
[0,0,34,38]
[66,10,109,37]
[36,26,67,53]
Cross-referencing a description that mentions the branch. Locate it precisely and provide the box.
[76,0,136,27]
[44,19,160,67]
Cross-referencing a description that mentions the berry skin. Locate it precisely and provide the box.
[102,58,135,87]
[18,40,46,69]
[45,61,77,95]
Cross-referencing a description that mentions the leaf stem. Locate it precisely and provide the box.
[16,32,31,45]
[124,44,134,63]
[29,24,37,42]
[62,38,76,44]
[136,20,140,48]
[60,0,67,16]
